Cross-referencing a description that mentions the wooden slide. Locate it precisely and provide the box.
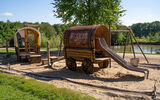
[99,38,149,79]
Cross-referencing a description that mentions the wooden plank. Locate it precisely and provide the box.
[95,57,111,63]
[66,48,92,53]
[42,59,48,65]
[29,54,41,63]
[47,41,51,66]
[111,30,130,33]
[66,52,91,58]
[42,57,64,65]
[66,51,91,56]
[50,57,64,61]
[65,48,94,61]
[29,54,41,57]
[51,57,64,62]
[30,57,41,63]
[19,52,30,56]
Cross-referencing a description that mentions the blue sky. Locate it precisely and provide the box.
[120,0,160,26]
[0,0,160,26]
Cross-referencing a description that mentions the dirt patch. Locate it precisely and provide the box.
[0,53,160,100]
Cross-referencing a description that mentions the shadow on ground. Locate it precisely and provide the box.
[35,67,145,82]
[0,50,63,65]
[140,63,160,70]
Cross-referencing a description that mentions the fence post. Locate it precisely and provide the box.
[6,40,9,56]
[47,41,51,67]
[151,47,152,54]
[57,37,63,56]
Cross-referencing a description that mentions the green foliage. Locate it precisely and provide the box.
[111,23,128,45]
[2,20,160,48]
[131,21,160,43]
[40,22,56,39]
[52,24,71,35]
[0,72,97,100]
[41,33,62,48]
[40,22,62,48]
[0,21,24,42]
[111,32,126,45]
[156,51,160,54]
[0,21,68,49]
[52,0,125,25]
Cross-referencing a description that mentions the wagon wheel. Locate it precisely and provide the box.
[66,58,77,71]
[82,59,94,74]
[98,60,109,68]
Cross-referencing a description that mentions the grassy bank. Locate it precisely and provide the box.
[0,72,97,100]
[0,47,159,55]
[0,47,59,54]
[0,48,15,53]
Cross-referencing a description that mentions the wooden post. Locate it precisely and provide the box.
[130,29,149,63]
[53,40,54,50]
[6,40,9,56]
[25,30,28,53]
[108,24,111,47]
[57,37,63,56]
[123,33,129,59]
[47,41,51,66]
[129,33,136,58]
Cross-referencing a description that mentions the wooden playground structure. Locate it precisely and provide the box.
[63,25,111,74]
[13,24,149,78]
[14,24,41,63]
[111,29,149,63]
[63,25,149,78]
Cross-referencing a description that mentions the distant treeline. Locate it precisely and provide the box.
[0,21,70,47]
[111,21,160,45]
[131,21,160,43]
[0,20,160,47]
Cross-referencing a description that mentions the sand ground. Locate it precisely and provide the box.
[0,53,160,100]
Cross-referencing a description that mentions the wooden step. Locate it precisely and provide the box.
[29,54,41,63]
[41,56,64,65]
[41,59,48,65]
[95,57,111,62]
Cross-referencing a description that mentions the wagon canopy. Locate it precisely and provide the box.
[63,25,110,49]
[14,27,40,54]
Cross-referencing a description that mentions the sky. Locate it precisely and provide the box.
[0,0,160,26]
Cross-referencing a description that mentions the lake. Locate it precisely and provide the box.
[111,45,160,54]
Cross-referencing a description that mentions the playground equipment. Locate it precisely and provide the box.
[111,29,149,64]
[63,25,149,78]
[64,25,111,73]
[41,41,64,66]
[14,24,41,63]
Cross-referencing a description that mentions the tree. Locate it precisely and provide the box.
[131,21,160,38]
[52,24,71,35]
[40,22,56,39]
[52,0,125,25]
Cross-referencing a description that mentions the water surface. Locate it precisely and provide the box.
[111,45,160,54]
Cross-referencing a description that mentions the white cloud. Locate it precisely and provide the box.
[0,12,13,17]
[121,19,138,26]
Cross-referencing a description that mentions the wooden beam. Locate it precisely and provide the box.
[111,30,130,33]
[123,33,129,59]
[47,41,51,66]
[130,30,149,63]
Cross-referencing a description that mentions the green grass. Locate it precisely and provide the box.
[0,72,97,100]
[0,47,60,54]
[156,51,160,54]
[40,47,59,51]
[0,48,15,53]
